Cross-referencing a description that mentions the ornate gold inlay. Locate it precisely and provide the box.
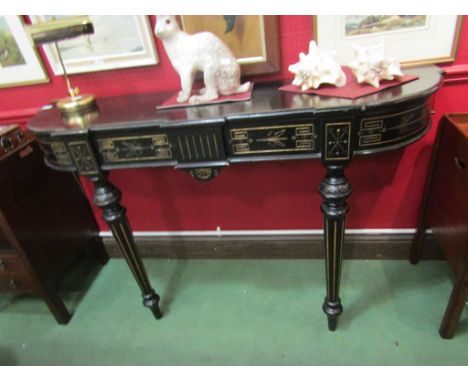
[359,134,382,145]
[68,141,99,175]
[98,134,172,163]
[230,123,316,155]
[324,122,351,161]
[360,103,427,130]
[49,141,72,166]
[358,102,431,147]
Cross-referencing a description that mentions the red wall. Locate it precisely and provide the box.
[2,16,468,231]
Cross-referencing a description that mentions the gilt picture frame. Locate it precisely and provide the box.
[313,15,463,67]
[29,15,159,75]
[180,15,280,75]
[0,16,49,89]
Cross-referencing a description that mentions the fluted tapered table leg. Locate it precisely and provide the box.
[89,173,162,319]
[319,164,352,331]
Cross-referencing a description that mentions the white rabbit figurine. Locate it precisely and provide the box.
[155,15,251,104]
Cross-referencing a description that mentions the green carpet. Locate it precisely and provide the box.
[0,258,467,365]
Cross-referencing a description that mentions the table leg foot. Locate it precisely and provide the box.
[439,261,468,339]
[323,298,343,331]
[327,317,338,331]
[143,289,163,320]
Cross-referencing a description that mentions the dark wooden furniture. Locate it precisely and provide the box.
[27,65,442,330]
[0,125,108,324]
[411,113,468,339]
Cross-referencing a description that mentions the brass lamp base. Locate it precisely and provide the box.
[57,94,97,116]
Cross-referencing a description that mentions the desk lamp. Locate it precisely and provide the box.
[27,16,97,116]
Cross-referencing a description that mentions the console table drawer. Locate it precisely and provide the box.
[94,125,227,169]
[226,122,319,158]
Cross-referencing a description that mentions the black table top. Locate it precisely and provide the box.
[28,66,442,134]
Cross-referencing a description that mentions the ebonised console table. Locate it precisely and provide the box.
[27,65,442,330]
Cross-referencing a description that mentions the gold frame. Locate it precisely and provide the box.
[179,15,280,75]
[0,16,49,89]
[312,15,463,68]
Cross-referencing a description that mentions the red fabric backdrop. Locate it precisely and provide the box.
[2,16,468,231]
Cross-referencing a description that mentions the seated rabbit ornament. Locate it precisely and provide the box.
[155,15,251,104]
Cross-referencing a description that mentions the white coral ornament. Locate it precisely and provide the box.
[289,41,346,90]
[348,44,404,88]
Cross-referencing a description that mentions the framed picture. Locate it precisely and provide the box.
[0,16,48,88]
[180,15,280,75]
[29,15,158,75]
[313,15,463,67]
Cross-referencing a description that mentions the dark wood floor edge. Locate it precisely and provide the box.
[102,233,443,260]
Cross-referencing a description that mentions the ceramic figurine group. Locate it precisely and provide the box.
[154,15,404,104]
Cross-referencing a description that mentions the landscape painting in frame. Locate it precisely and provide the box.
[314,15,462,67]
[0,16,48,88]
[344,16,428,37]
[30,15,158,74]
[180,15,280,75]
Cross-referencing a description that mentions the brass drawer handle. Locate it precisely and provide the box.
[454,156,466,171]
[0,259,5,270]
